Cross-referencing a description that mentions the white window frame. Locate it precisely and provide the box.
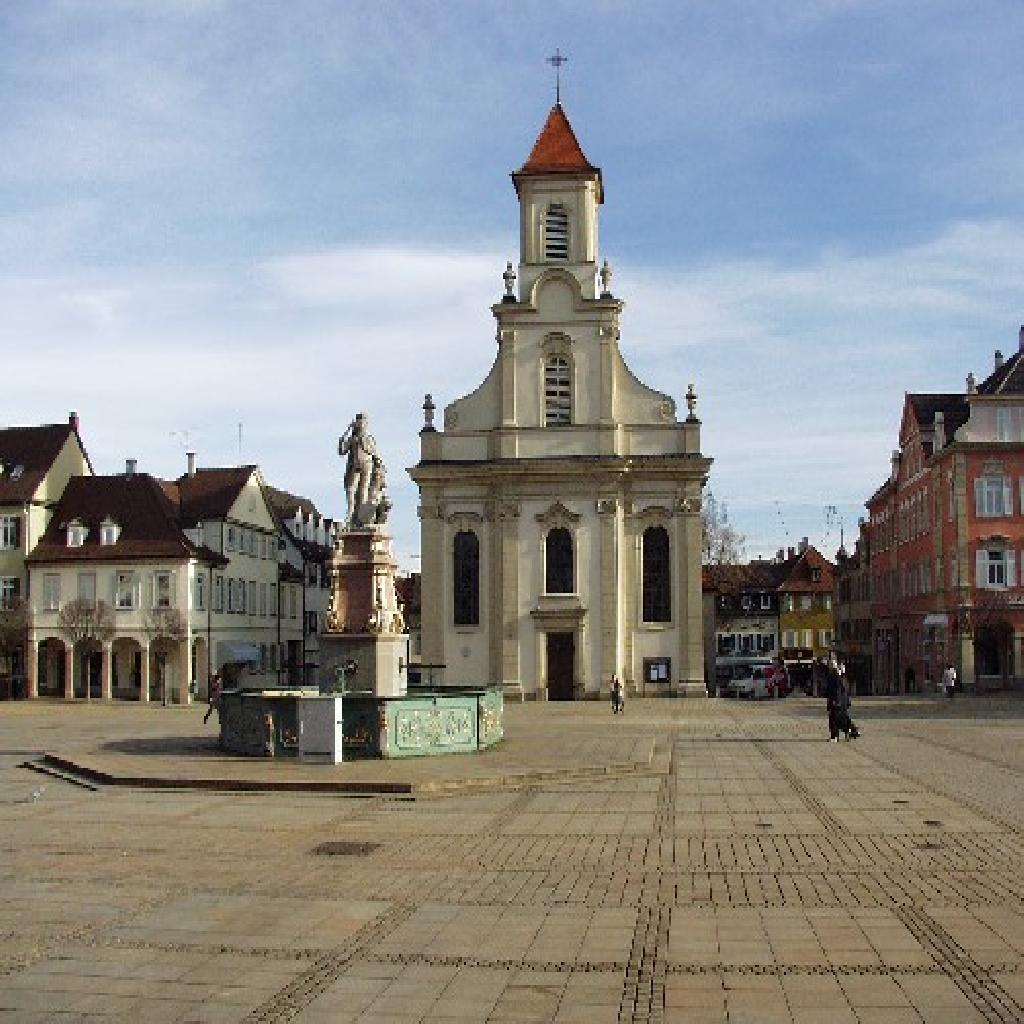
[153,571,173,609]
[115,571,137,610]
[0,515,18,549]
[77,572,96,605]
[195,573,206,611]
[976,475,1012,517]
[0,577,17,609]
[996,407,1013,441]
[42,573,61,611]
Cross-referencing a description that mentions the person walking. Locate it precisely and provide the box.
[824,662,844,742]
[610,675,624,714]
[203,671,221,725]
[942,662,957,699]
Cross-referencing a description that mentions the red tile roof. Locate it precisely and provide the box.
[776,545,835,594]
[0,423,79,504]
[519,104,598,175]
[26,473,223,565]
[167,466,255,526]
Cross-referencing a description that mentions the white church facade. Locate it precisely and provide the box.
[410,104,711,700]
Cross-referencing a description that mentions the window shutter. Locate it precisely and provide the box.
[976,549,987,588]
[1008,552,1017,589]
[12,517,20,550]
[11,577,20,599]
[169,571,176,607]
[1003,478,1013,516]
[974,478,984,517]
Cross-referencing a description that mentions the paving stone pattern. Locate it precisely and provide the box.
[2,697,1024,1021]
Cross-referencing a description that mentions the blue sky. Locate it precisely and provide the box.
[3,1,1024,565]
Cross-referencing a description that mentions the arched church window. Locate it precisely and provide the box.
[544,204,569,261]
[642,526,671,623]
[545,527,574,594]
[453,531,479,626]
[544,356,572,425]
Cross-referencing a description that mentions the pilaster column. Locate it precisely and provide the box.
[677,499,706,697]
[139,645,150,703]
[25,636,38,699]
[63,645,74,700]
[178,642,191,705]
[100,642,112,701]
[597,498,619,697]
[418,496,446,682]
[499,502,520,692]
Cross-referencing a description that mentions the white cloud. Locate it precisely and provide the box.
[3,219,1023,568]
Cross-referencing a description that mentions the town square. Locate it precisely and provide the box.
[4,2,1024,1021]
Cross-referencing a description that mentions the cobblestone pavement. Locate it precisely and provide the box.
[2,696,1024,1022]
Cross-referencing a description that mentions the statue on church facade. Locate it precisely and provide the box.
[339,413,388,528]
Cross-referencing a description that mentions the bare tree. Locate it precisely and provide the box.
[143,607,186,705]
[702,492,746,565]
[57,598,115,700]
[57,597,115,648]
[0,597,28,685]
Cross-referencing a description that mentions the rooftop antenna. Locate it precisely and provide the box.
[546,48,568,104]
[237,422,243,464]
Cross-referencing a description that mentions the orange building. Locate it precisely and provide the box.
[868,328,1024,692]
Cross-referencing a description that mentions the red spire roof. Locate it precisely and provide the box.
[518,104,599,175]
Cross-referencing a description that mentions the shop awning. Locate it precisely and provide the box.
[220,643,260,665]
[922,613,949,627]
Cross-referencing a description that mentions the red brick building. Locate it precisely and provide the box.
[867,328,1024,692]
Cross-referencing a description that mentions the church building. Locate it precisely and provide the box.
[409,103,711,699]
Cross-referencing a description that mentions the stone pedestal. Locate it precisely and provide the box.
[323,525,409,698]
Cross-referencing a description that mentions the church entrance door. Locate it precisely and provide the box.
[546,632,575,700]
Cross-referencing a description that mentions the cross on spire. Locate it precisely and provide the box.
[546,48,568,104]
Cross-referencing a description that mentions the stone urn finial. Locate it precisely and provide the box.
[502,261,517,302]
[685,383,698,421]
[600,258,613,297]
[422,393,435,432]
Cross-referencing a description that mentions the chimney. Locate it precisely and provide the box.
[125,458,137,477]
[787,546,795,559]
[68,411,79,433]
[776,548,784,562]
[967,372,977,394]
[995,350,1004,372]
[890,448,901,482]
[933,410,945,451]
[186,451,196,477]
[798,536,809,554]
[1019,324,1024,353]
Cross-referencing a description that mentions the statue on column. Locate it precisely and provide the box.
[339,412,390,528]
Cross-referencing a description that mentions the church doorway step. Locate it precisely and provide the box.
[546,632,575,700]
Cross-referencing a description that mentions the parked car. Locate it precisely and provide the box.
[725,661,777,699]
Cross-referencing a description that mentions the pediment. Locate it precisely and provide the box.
[535,500,581,526]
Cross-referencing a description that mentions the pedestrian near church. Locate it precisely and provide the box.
[942,662,957,699]
[203,671,221,725]
[610,675,624,714]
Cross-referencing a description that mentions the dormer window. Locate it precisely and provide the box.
[544,355,572,425]
[9,465,23,481]
[66,520,87,547]
[100,518,120,546]
[544,204,569,261]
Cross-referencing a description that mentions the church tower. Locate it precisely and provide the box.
[410,103,711,700]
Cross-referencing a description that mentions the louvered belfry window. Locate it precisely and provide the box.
[545,356,571,425]
[453,531,479,626]
[544,205,569,260]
